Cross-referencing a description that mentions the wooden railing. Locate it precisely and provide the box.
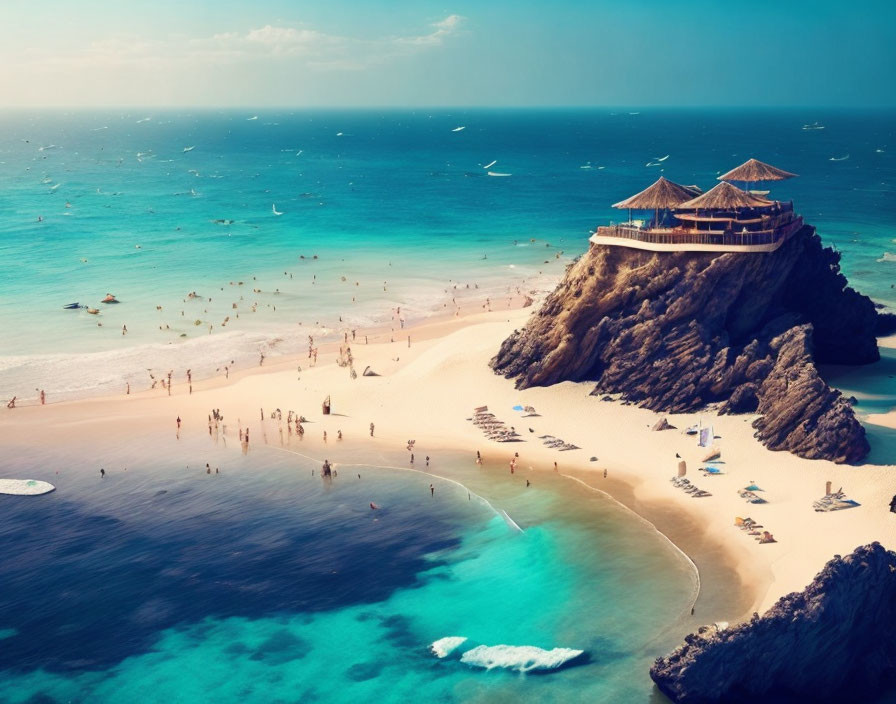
[595,216,803,248]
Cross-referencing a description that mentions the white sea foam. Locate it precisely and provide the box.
[430,637,468,658]
[459,644,584,672]
[877,252,896,263]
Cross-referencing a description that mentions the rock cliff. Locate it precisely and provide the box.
[491,226,881,463]
[649,543,896,703]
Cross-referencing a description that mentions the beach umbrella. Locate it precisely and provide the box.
[718,158,798,183]
[677,181,772,210]
[612,177,701,226]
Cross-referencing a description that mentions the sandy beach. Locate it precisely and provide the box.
[4,304,893,623]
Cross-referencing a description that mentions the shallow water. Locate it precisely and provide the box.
[0,433,697,702]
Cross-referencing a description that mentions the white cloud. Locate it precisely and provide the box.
[23,15,467,73]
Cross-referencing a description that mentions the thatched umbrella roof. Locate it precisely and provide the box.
[677,181,772,210]
[612,177,701,210]
[718,158,797,183]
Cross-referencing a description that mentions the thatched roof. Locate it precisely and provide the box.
[718,158,797,183]
[612,177,701,210]
[677,181,772,210]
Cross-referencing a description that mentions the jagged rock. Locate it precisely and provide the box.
[652,417,672,431]
[491,226,878,463]
[649,543,896,703]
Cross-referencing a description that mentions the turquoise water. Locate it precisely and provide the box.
[0,434,696,702]
[1,109,894,401]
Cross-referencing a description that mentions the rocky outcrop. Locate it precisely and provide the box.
[491,226,880,463]
[649,543,896,703]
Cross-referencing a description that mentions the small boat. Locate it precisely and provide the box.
[63,302,80,310]
[802,122,825,131]
[451,126,466,132]
[829,154,850,161]
[487,171,512,177]
[102,293,119,303]
[86,307,100,315]
[183,146,195,153]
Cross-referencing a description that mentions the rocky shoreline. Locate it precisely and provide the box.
[649,543,896,703]
[492,225,884,463]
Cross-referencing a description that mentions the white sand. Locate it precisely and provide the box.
[2,307,894,617]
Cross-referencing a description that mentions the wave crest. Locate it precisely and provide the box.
[430,637,468,658]
[459,644,585,673]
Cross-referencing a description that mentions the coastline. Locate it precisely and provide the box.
[2,304,894,634]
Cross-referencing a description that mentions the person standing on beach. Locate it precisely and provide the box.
[430,484,434,497]
[40,390,45,405]
[126,382,130,395]
[100,468,105,478]
[122,325,127,336]
[176,416,181,430]
[476,450,481,465]
[167,371,173,395]
[323,431,328,443]
[370,422,375,437]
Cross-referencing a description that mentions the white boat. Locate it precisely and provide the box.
[452,126,466,132]
[487,171,511,177]
[802,122,825,131]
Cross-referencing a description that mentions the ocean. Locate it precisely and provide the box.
[1,108,894,401]
[1,108,894,702]
[0,435,701,703]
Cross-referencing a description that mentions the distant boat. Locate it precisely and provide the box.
[452,126,466,132]
[63,302,80,310]
[136,117,152,124]
[183,146,195,153]
[829,154,850,161]
[802,122,825,131]
[272,204,283,215]
[487,171,511,177]
[247,116,258,121]
[655,155,670,162]
[483,160,497,169]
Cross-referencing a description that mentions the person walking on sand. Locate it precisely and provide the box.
[126,382,130,395]
[6,396,15,409]
[370,422,375,437]
[176,416,181,430]
[122,325,127,336]
[426,456,430,467]
[338,430,342,440]
[323,431,328,443]
[40,390,45,405]
[245,428,250,444]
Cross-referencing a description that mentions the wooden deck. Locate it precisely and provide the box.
[590,216,803,253]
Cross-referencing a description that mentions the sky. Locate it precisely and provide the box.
[1,0,894,108]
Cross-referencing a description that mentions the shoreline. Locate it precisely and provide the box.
[2,304,894,633]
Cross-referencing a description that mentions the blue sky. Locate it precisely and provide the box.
[1,0,893,107]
